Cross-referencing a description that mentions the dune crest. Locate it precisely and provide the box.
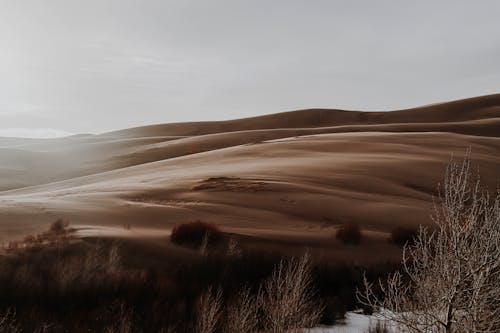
[1,94,499,262]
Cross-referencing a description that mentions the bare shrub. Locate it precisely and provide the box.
[6,219,73,251]
[358,153,500,333]
[49,219,69,234]
[195,286,223,333]
[224,286,258,333]
[336,223,362,244]
[259,252,323,332]
[171,221,223,248]
[0,309,20,333]
[390,226,417,246]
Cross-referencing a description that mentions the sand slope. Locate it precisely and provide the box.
[1,94,499,262]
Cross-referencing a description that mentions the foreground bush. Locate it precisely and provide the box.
[194,253,323,333]
[0,242,398,332]
[390,226,417,246]
[258,253,323,332]
[170,221,223,248]
[336,223,362,244]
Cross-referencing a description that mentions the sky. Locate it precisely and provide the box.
[1,1,499,137]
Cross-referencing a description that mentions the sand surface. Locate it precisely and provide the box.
[1,94,499,263]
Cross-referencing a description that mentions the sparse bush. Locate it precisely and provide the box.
[49,219,69,234]
[0,231,397,332]
[195,286,223,333]
[390,226,417,246]
[171,221,223,248]
[259,253,323,332]
[5,219,74,251]
[336,223,362,244]
[224,286,258,333]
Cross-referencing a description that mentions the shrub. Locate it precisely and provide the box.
[195,286,223,333]
[336,223,361,244]
[258,253,323,332]
[171,221,223,248]
[224,286,258,333]
[49,219,69,234]
[390,226,417,246]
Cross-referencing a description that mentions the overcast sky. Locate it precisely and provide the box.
[1,1,499,137]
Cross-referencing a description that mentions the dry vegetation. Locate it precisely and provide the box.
[258,253,323,332]
[389,226,418,246]
[170,221,224,248]
[336,223,362,244]
[3,219,74,251]
[359,154,500,333]
[0,221,397,332]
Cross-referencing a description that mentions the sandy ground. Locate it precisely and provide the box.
[1,94,499,263]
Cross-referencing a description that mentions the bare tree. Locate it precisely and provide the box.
[195,286,223,333]
[259,252,323,332]
[358,153,500,333]
[224,286,258,333]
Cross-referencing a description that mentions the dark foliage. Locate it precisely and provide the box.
[390,226,418,246]
[0,239,399,332]
[170,221,223,247]
[49,219,70,234]
[336,223,362,244]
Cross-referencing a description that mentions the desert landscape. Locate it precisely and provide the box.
[2,1,500,332]
[1,94,499,258]
[0,94,499,332]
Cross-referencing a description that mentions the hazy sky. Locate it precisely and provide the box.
[1,1,499,137]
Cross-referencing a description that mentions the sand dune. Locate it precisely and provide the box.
[1,94,499,262]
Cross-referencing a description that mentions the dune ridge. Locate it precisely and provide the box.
[1,94,499,262]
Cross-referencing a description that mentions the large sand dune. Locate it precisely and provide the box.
[1,94,499,262]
